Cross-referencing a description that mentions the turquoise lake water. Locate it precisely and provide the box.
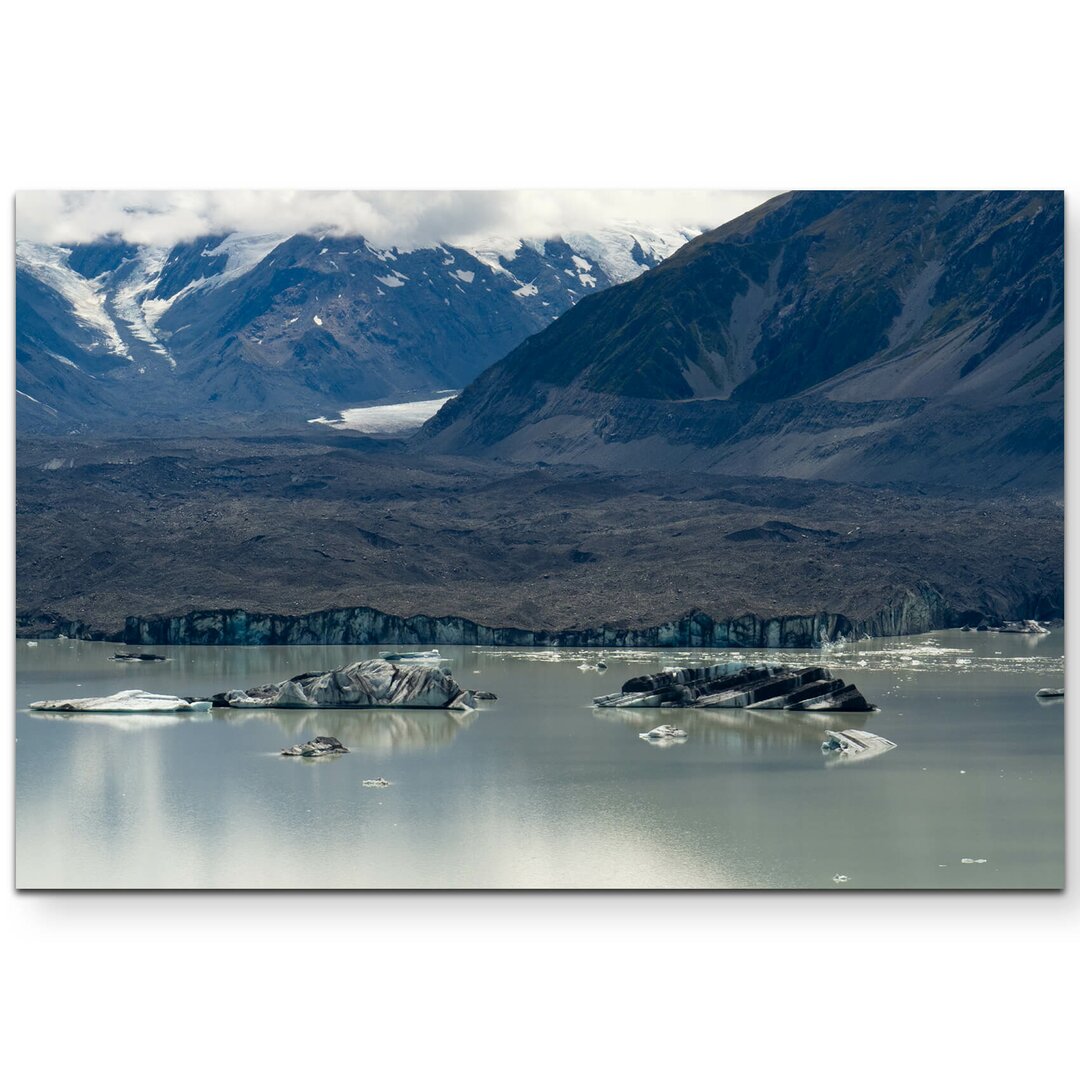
[15,630,1064,889]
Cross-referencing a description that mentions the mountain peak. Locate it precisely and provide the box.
[417,190,1063,491]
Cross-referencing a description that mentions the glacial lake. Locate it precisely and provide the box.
[15,630,1064,889]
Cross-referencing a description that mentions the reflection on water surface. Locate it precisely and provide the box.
[16,631,1064,888]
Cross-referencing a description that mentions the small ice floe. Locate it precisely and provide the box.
[997,619,1051,635]
[110,651,169,663]
[281,735,349,758]
[381,649,443,664]
[577,662,604,671]
[832,874,850,884]
[1036,687,1064,698]
[30,690,211,713]
[27,641,38,647]
[639,724,688,742]
[960,858,988,865]
[821,729,897,764]
[362,777,391,787]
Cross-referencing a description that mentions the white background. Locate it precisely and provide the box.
[2,2,1077,1077]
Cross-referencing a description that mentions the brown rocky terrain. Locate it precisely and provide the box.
[16,432,1062,643]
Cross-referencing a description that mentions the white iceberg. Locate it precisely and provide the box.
[639,724,688,742]
[29,689,212,713]
[821,729,896,764]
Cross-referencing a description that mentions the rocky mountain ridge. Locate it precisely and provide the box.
[418,191,1064,490]
[16,223,698,433]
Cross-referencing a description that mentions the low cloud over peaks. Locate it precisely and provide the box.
[15,190,774,249]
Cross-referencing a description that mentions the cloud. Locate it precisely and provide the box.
[15,190,777,249]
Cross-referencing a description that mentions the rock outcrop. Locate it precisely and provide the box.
[594,664,875,712]
[210,658,476,710]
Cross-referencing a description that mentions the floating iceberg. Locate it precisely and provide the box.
[1035,687,1064,697]
[212,658,477,710]
[639,724,688,742]
[820,729,897,764]
[280,735,349,757]
[380,649,444,663]
[29,689,211,713]
[110,651,169,663]
[594,663,876,712]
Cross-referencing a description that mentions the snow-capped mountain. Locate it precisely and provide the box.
[15,224,699,433]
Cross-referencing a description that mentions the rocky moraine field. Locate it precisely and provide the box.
[15,432,1063,647]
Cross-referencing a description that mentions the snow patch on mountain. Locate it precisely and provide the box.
[16,241,131,359]
[563,223,701,282]
[375,271,407,288]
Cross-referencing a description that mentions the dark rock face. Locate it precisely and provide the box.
[16,552,1059,651]
[594,664,875,712]
[117,603,893,649]
[13,574,1046,649]
[214,658,476,710]
[119,606,860,649]
[280,735,348,757]
[150,234,231,299]
[65,237,140,279]
[419,191,1063,491]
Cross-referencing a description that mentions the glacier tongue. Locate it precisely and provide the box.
[15,240,131,360]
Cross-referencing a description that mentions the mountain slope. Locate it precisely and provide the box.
[15,225,698,433]
[417,191,1064,490]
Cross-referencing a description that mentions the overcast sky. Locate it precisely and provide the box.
[15,190,777,249]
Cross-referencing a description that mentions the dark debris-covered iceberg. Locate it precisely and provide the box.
[593,663,875,712]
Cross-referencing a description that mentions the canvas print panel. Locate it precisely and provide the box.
[14,190,1064,889]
